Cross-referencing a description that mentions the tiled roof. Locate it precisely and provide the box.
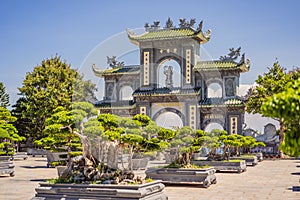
[93,65,141,77]
[94,100,136,108]
[133,87,201,96]
[127,28,210,44]
[194,60,249,72]
[199,97,245,107]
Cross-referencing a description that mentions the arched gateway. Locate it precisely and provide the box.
[93,18,250,133]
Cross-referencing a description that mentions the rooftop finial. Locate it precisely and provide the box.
[165,17,174,29]
[219,47,242,61]
[197,20,203,31]
[107,56,124,68]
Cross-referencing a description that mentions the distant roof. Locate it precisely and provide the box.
[127,27,210,45]
[194,60,250,72]
[199,97,245,107]
[133,87,201,96]
[94,100,136,108]
[92,65,141,77]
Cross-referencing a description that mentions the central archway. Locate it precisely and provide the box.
[153,108,184,130]
[204,122,224,132]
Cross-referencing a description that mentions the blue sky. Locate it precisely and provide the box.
[1,0,299,123]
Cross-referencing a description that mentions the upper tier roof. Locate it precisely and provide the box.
[127,27,211,45]
[194,59,250,72]
[92,65,140,77]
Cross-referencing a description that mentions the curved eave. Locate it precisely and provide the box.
[92,65,140,77]
[194,62,250,72]
[92,65,106,78]
[127,29,210,45]
[101,71,140,76]
[195,32,210,44]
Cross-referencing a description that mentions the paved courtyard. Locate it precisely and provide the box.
[0,157,299,200]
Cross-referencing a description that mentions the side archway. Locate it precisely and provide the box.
[119,85,133,100]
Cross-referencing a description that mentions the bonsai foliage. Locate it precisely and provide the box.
[0,107,25,155]
[167,127,211,166]
[97,113,174,170]
[261,77,300,156]
[200,129,265,160]
[34,102,99,157]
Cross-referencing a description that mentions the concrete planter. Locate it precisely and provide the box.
[31,180,167,200]
[191,160,247,173]
[145,167,217,188]
[0,156,15,177]
[12,152,29,160]
[27,148,47,157]
[46,152,68,167]
[253,152,263,162]
[132,158,149,170]
[230,156,258,166]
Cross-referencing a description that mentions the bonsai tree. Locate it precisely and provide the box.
[119,114,173,170]
[0,107,25,156]
[166,127,208,167]
[34,102,99,161]
[203,129,223,160]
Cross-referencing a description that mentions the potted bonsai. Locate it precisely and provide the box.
[146,127,217,188]
[32,104,167,200]
[191,129,247,173]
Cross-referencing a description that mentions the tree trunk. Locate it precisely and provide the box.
[279,119,285,158]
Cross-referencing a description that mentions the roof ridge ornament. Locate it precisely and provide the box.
[106,56,124,68]
[144,21,160,32]
[179,18,196,29]
[165,17,175,29]
[219,47,242,62]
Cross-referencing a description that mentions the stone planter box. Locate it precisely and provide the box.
[46,152,68,167]
[253,152,263,162]
[145,167,217,188]
[0,156,15,177]
[191,160,247,173]
[27,148,47,157]
[31,180,167,200]
[230,156,258,166]
[132,158,149,170]
[12,152,29,160]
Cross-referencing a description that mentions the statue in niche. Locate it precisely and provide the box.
[225,78,235,97]
[164,65,173,88]
[106,83,114,100]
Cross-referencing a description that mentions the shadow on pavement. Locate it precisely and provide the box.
[30,179,49,182]
[291,172,300,176]
[20,165,48,169]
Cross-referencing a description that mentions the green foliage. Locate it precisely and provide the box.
[97,114,120,130]
[0,82,9,108]
[12,56,96,142]
[261,77,300,156]
[35,102,98,153]
[0,107,23,155]
[132,114,152,127]
[246,62,289,116]
[246,62,299,157]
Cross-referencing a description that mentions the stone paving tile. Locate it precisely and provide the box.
[0,157,299,200]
